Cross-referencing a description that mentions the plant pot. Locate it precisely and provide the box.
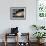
[37,39,45,44]
[40,38,45,43]
[37,39,40,43]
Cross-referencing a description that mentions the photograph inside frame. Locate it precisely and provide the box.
[10,7,26,20]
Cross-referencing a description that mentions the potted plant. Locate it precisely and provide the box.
[33,32,46,43]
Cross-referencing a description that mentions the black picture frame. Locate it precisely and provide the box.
[10,7,26,20]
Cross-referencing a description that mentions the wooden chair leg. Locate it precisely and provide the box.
[4,41,7,46]
[15,33,18,46]
[4,33,7,46]
[17,34,18,46]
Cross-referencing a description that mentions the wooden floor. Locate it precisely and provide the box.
[0,42,46,46]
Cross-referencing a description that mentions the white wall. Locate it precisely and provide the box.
[0,0,36,42]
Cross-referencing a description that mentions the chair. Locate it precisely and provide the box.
[4,27,19,46]
[18,33,30,46]
[4,33,18,46]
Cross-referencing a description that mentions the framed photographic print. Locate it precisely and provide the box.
[10,7,26,20]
